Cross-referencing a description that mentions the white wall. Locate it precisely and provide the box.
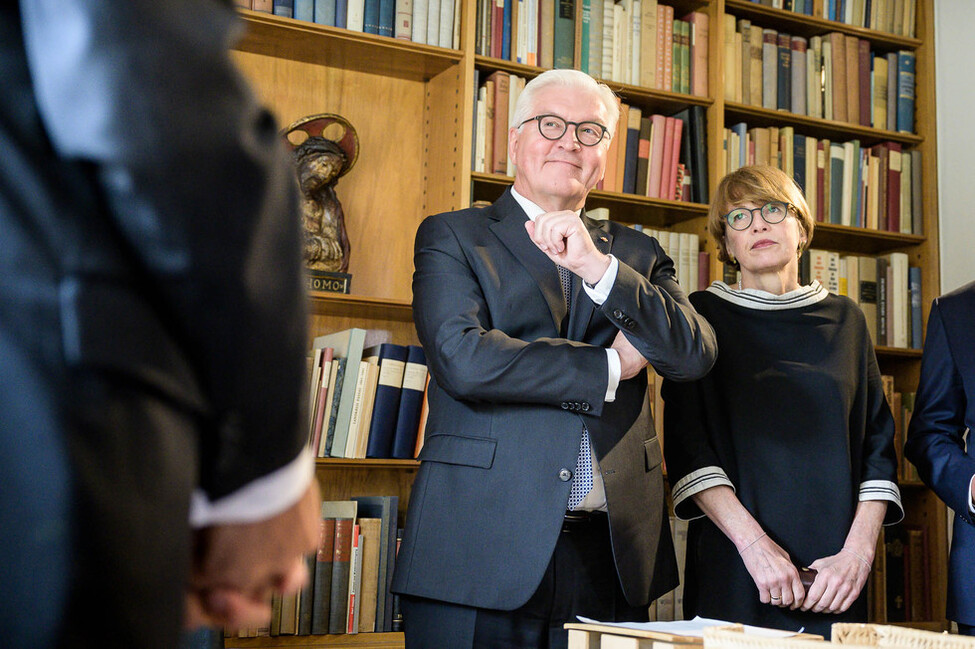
[935,1,975,295]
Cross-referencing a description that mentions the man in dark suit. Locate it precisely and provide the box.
[391,69,718,648]
[0,2,319,648]
[905,280,975,636]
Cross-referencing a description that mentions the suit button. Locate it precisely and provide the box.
[613,309,624,319]
[559,468,573,481]
[581,402,590,411]
[561,402,570,409]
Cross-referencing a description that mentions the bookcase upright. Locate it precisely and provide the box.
[226,0,946,645]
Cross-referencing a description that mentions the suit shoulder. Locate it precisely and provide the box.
[937,280,975,312]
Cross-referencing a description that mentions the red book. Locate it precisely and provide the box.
[491,0,504,58]
[657,117,675,200]
[646,114,666,199]
[310,347,334,454]
[664,117,684,201]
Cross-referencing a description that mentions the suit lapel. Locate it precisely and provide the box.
[567,214,613,341]
[488,190,567,333]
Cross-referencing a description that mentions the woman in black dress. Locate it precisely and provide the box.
[662,165,902,636]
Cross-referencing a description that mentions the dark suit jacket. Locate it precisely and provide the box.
[905,280,975,625]
[0,2,306,648]
[391,189,717,611]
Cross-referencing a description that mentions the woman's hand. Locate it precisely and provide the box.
[801,549,871,614]
[739,533,805,609]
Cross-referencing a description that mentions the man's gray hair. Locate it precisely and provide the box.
[510,69,620,141]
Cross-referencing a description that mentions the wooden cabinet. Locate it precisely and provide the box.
[227,0,946,644]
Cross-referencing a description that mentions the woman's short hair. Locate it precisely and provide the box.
[707,165,815,266]
[511,69,621,143]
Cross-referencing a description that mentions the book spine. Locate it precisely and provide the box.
[896,50,916,133]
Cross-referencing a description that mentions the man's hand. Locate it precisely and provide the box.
[525,212,610,285]
[611,330,649,380]
[185,480,321,630]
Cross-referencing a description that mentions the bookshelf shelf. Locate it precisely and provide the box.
[317,458,420,469]
[237,11,463,80]
[723,0,922,50]
[875,346,924,360]
[308,294,414,322]
[226,632,404,648]
[809,225,924,255]
[471,172,708,226]
[724,103,924,148]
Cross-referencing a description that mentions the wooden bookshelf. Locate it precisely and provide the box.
[228,0,947,644]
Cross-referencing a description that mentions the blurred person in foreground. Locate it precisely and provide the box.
[0,1,320,648]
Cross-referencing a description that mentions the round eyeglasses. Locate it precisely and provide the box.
[519,114,609,147]
[723,201,792,231]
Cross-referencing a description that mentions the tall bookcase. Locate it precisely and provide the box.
[226,0,946,646]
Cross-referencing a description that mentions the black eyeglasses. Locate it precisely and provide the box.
[519,114,609,146]
[723,201,792,231]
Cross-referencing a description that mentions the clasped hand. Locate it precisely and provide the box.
[739,536,870,614]
[185,481,321,630]
[524,211,610,286]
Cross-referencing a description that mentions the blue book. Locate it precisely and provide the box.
[364,343,409,458]
[295,0,314,20]
[793,133,806,194]
[335,0,348,28]
[896,50,916,133]
[909,266,923,349]
[378,0,394,37]
[776,32,791,111]
[273,0,294,17]
[363,0,381,33]
[391,345,428,459]
[732,122,747,171]
[502,0,512,61]
[315,0,336,24]
[622,112,640,195]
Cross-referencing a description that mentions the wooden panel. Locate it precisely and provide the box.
[227,631,404,648]
[234,52,438,302]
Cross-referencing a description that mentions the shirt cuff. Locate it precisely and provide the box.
[582,254,618,305]
[969,474,975,514]
[605,348,621,402]
[189,445,316,528]
[859,479,904,525]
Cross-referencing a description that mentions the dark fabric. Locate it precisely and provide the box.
[662,288,900,638]
[392,187,717,624]
[403,515,647,649]
[0,1,307,647]
[904,281,975,625]
[957,623,975,637]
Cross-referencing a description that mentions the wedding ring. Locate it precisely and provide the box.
[770,595,781,601]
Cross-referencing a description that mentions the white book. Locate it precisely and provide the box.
[426,0,440,47]
[805,135,817,220]
[678,232,694,293]
[395,0,413,39]
[506,76,524,176]
[687,233,699,294]
[527,0,538,65]
[411,0,428,43]
[343,360,371,458]
[630,0,641,86]
[822,40,833,121]
[600,0,613,80]
[438,0,454,47]
[841,141,855,227]
[886,252,909,348]
[475,93,486,173]
[347,0,365,31]
[517,0,528,62]
[639,0,657,89]
[589,0,604,76]
[611,1,626,83]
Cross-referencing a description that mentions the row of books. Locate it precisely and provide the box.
[235,0,460,48]
[800,249,921,349]
[723,19,916,133]
[722,128,922,235]
[873,523,931,624]
[309,329,430,460]
[630,226,707,294]
[234,496,403,637]
[740,0,917,39]
[880,374,919,484]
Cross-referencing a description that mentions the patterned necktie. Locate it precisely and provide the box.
[558,264,594,510]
